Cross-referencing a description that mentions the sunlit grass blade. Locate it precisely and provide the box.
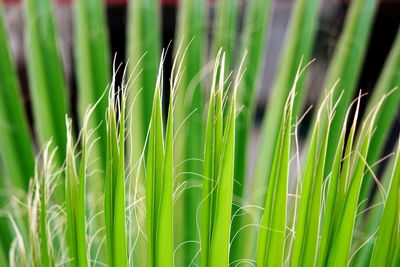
[291,92,333,266]
[209,65,238,267]
[104,95,118,265]
[114,92,128,267]
[200,52,224,267]
[0,6,34,190]
[200,90,215,267]
[211,0,238,72]
[104,90,127,266]
[257,89,295,267]
[65,119,79,266]
[317,97,353,267]
[65,116,89,267]
[369,140,400,266]
[146,83,165,266]
[314,0,377,174]
[252,0,319,209]
[326,99,382,267]
[318,96,362,267]
[156,90,174,267]
[74,0,110,173]
[24,0,69,164]
[328,95,362,243]
[126,0,161,166]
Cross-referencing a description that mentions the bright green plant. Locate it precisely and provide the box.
[0,0,399,266]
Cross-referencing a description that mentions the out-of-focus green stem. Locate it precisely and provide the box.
[173,0,205,265]
[74,0,111,172]
[25,0,69,165]
[0,5,34,190]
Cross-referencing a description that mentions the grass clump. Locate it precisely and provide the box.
[0,0,399,266]
[2,51,399,267]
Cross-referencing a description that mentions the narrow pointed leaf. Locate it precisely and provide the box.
[209,93,236,267]
[156,93,173,267]
[146,87,165,266]
[257,91,294,266]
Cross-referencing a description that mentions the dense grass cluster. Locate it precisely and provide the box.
[0,0,399,266]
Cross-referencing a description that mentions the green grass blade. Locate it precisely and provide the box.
[291,95,333,266]
[0,6,34,190]
[104,92,126,266]
[317,103,350,267]
[291,121,320,266]
[114,93,128,267]
[77,120,89,266]
[126,0,161,166]
[316,0,377,175]
[74,0,110,173]
[332,96,362,232]
[257,89,294,267]
[200,90,215,267]
[213,63,224,220]
[318,97,362,267]
[200,53,224,267]
[326,101,381,267]
[369,140,400,266]
[200,53,222,267]
[209,83,236,267]
[39,166,51,267]
[156,92,174,267]
[65,120,79,267]
[65,115,89,267]
[252,0,319,209]
[146,85,165,266]
[24,0,69,164]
